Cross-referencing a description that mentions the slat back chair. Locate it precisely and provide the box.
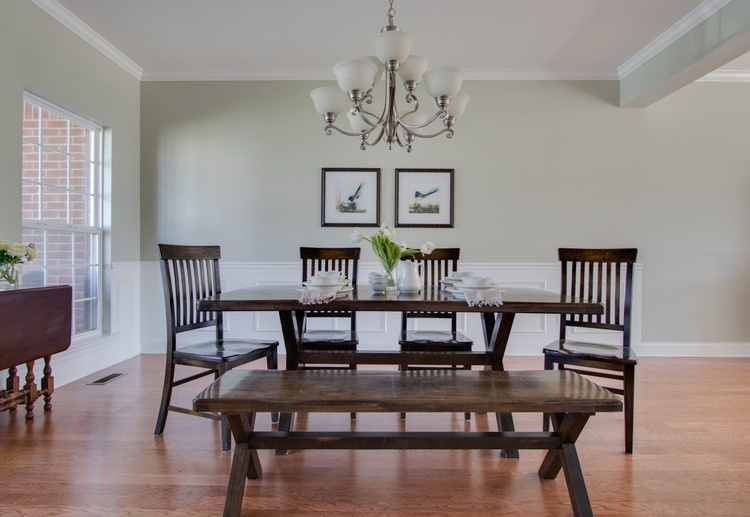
[299,247,360,352]
[300,247,360,419]
[399,248,473,352]
[543,247,638,453]
[399,248,473,420]
[156,244,279,451]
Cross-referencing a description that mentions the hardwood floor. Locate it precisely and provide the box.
[1,355,749,516]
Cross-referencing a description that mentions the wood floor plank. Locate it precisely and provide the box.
[1,355,749,516]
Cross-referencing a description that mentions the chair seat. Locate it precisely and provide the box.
[399,330,474,352]
[544,340,638,365]
[174,339,278,363]
[302,330,358,348]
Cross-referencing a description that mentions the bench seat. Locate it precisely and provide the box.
[193,369,621,517]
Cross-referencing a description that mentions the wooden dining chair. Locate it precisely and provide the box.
[300,247,360,419]
[399,248,473,420]
[299,247,360,354]
[155,244,279,452]
[543,248,638,454]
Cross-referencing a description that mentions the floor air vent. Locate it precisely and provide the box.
[87,373,126,385]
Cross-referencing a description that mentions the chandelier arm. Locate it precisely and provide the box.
[403,126,455,140]
[324,123,376,138]
[357,107,386,128]
[360,125,386,148]
[396,108,447,131]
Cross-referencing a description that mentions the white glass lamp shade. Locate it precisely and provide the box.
[446,92,470,118]
[347,110,372,133]
[333,59,378,93]
[400,111,429,136]
[372,29,412,64]
[398,55,429,83]
[424,66,464,98]
[310,87,350,116]
[361,56,385,85]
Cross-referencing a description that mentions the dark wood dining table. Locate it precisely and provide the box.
[198,285,603,457]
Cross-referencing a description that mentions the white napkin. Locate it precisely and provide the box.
[299,286,339,305]
[463,288,503,307]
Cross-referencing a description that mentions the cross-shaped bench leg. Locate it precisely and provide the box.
[538,412,593,517]
[224,413,262,517]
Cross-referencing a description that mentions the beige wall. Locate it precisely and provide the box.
[0,0,141,262]
[4,1,750,350]
[141,79,750,344]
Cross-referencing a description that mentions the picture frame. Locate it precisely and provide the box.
[395,168,454,228]
[321,168,381,227]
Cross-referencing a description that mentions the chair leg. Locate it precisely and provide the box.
[267,351,279,424]
[624,364,636,454]
[542,353,555,433]
[463,365,471,421]
[350,363,357,420]
[217,366,232,452]
[399,364,407,420]
[154,359,175,436]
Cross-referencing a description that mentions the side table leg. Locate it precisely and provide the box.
[42,355,54,411]
[6,366,20,411]
[24,361,39,420]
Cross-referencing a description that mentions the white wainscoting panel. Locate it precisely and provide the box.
[37,262,142,388]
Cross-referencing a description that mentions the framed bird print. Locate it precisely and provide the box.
[321,168,381,227]
[395,168,454,228]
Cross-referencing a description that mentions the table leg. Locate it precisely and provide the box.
[42,355,54,411]
[24,361,38,420]
[6,366,19,411]
[482,312,519,458]
[276,310,301,455]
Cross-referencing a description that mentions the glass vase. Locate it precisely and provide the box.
[381,264,398,292]
[0,263,20,289]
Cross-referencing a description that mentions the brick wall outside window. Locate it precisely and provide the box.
[21,94,102,336]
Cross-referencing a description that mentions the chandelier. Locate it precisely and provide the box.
[310,0,469,152]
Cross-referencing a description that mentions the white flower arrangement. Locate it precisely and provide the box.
[350,224,435,275]
[0,240,36,285]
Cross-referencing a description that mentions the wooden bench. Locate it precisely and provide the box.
[193,369,622,517]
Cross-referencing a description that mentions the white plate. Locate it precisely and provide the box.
[297,286,353,297]
[450,281,499,290]
[335,286,353,297]
[303,281,348,288]
[446,286,504,297]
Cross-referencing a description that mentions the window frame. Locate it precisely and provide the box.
[21,91,104,337]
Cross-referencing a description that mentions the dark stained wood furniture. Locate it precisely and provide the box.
[198,284,603,457]
[543,248,638,454]
[0,285,72,419]
[298,247,360,358]
[155,244,279,452]
[399,248,473,419]
[193,369,623,517]
[299,247,361,419]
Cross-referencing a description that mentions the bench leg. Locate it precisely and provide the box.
[495,412,519,458]
[538,412,594,517]
[275,412,295,455]
[539,412,590,478]
[222,413,263,517]
[558,442,593,517]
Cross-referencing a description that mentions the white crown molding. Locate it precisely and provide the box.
[31,0,143,80]
[618,0,733,79]
[29,0,748,84]
[698,70,750,81]
[140,67,620,82]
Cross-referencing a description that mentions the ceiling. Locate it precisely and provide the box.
[36,0,750,85]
